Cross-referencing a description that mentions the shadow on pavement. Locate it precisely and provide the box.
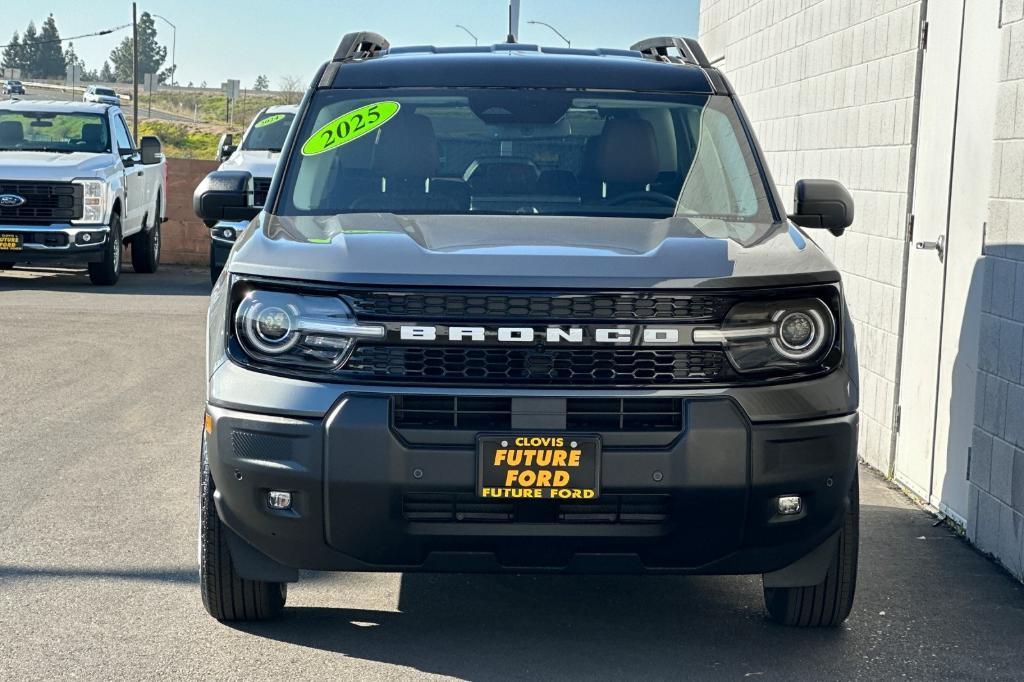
[0,565,196,584]
[0,265,210,296]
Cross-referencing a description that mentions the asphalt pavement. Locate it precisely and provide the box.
[1,265,1023,681]
[6,89,195,122]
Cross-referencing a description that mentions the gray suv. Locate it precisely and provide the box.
[194,33,859,627]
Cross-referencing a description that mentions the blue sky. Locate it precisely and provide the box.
[1,1,700,88]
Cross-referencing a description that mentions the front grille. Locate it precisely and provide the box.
[253,177,272,207]
[346,347,725,386]
[346,291,733,321]
[393,395,683,431]
[0,181,83,224]
[403,492,671,524]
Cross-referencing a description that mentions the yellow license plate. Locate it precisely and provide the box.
[0,233,22,251]
[477,434,601,500]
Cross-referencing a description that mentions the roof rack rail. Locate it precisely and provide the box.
[334,31,390,62]
[630,37,711,68]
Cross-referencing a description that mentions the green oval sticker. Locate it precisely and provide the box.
[254,114,286,128]
[301,101,401,156]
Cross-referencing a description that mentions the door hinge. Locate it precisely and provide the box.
[906,213,915,242]
[920,19,929,50]
[894,405,902,434]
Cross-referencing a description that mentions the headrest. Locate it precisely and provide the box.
[80,123,105,145]
[466,160,538,195]
[537,170,579,196]
[0,120,24,145]
[595,119,660,185]
[372,113,439,178]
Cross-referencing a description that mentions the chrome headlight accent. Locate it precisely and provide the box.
[693,298,835,373]
[72,178,107,225]
[233,289,384,370]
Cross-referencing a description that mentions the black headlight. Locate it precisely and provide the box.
[693,296,838,374]
[232,288,384,371]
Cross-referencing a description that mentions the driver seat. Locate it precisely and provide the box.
[79,123,106,149]
[593,118,662,200]
[0,120,24,147]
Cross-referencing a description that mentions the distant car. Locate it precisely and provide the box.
[83,86,120,106]
[2,80,25,95]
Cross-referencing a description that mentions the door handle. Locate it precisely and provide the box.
[915,234,945,261]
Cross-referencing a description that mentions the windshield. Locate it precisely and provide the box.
[0,111,110,153]
[278,89,774,221]
[95,88,117,97]
[241,112,295,152]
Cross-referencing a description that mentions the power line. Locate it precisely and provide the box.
[0,24,131,51]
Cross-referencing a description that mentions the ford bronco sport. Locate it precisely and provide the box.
[194,33,859,627]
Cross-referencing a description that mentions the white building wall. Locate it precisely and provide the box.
[699,0,923,472]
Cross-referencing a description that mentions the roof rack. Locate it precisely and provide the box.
[334,31,390,62]
[631,37,711,68]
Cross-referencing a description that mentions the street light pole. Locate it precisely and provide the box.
[152,14,176,87]
[132,2,139,144]
[527,20,571,48]
[455,24,479,46]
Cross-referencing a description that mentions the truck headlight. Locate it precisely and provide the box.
[693,298,836,373]
[233,289,384,370]
[72,179,107,225]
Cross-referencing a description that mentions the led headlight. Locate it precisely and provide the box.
[234,289,384,370]
[72,179,107,225]
[693,298,835,373]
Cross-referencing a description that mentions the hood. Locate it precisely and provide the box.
[228,213,839,290]
[0,151,113,180]
[219,150,280,179]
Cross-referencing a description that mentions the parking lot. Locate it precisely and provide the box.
[0,266,1021,680]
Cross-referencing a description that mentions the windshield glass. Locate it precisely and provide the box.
[278,89,774,221]
[0,111,110,153]
[95,88,117,97]
[241,112,295,152]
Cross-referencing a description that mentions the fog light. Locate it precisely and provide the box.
[222,228,235,240]
[267,491,292,510]
[777,495,803,515]
[81,233,92,243]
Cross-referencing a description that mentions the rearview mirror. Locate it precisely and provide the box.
[789,179,854,236]
[194,170,259,227]
[216,133,236,162]
[140,136,163,165]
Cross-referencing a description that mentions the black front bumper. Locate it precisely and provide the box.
[207,394,858,576]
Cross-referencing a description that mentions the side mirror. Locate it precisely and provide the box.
[140,136,163,165]
[194,170,259,227]
[789,179,854,236]
[216,133,237,162]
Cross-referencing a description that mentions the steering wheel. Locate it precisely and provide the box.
[606,191,678,207]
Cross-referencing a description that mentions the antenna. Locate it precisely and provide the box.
[507,0,520,43]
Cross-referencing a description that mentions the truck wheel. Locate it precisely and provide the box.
[131,207,161,274]
[762,472,859,627]
[210,242,224,284]
[88,213,122,286]
[199,434,286,621]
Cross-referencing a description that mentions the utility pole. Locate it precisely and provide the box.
[132,2,139,144]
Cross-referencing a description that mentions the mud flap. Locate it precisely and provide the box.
[223,524,300,583]
[762,530,839,588]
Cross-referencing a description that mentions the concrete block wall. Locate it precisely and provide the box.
[967,1,1024,580]
[699,0,923,472]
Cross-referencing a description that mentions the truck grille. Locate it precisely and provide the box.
[253,177,272,207]
[344,347,725,386]
[345,290,733,321]
[0,181,83,224]
[403,492,671,524]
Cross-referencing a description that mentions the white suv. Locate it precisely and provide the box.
[83,86,120,106]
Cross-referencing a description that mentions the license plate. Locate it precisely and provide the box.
[477,434,601,500]
[0,233,22,251]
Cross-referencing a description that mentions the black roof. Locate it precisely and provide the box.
[325,44,715,93]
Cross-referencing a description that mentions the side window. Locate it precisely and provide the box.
[112,115,133,152]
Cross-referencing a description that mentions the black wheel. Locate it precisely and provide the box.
[199,433,286,621]
[210,241,224,284]
[763,472,859,627]
[88,212,122,286]
[130,202,161,274]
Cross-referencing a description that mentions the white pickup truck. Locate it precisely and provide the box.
[0,100,166,285]
[206,104,297,281]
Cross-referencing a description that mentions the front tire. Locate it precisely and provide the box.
[88,212,122,286]
[199,434,286,622]
[130,204,161,274]
[763,472,859,627]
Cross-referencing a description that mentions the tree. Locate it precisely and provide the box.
[35,14,65,78]
[253,74,269,92]
[99,61,115,82]
[108,12,166,83]
[278,75,303,104]
[21,22,39,78]
[1,32,24,72]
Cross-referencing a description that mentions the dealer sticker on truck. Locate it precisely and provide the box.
[477,435,600,499]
